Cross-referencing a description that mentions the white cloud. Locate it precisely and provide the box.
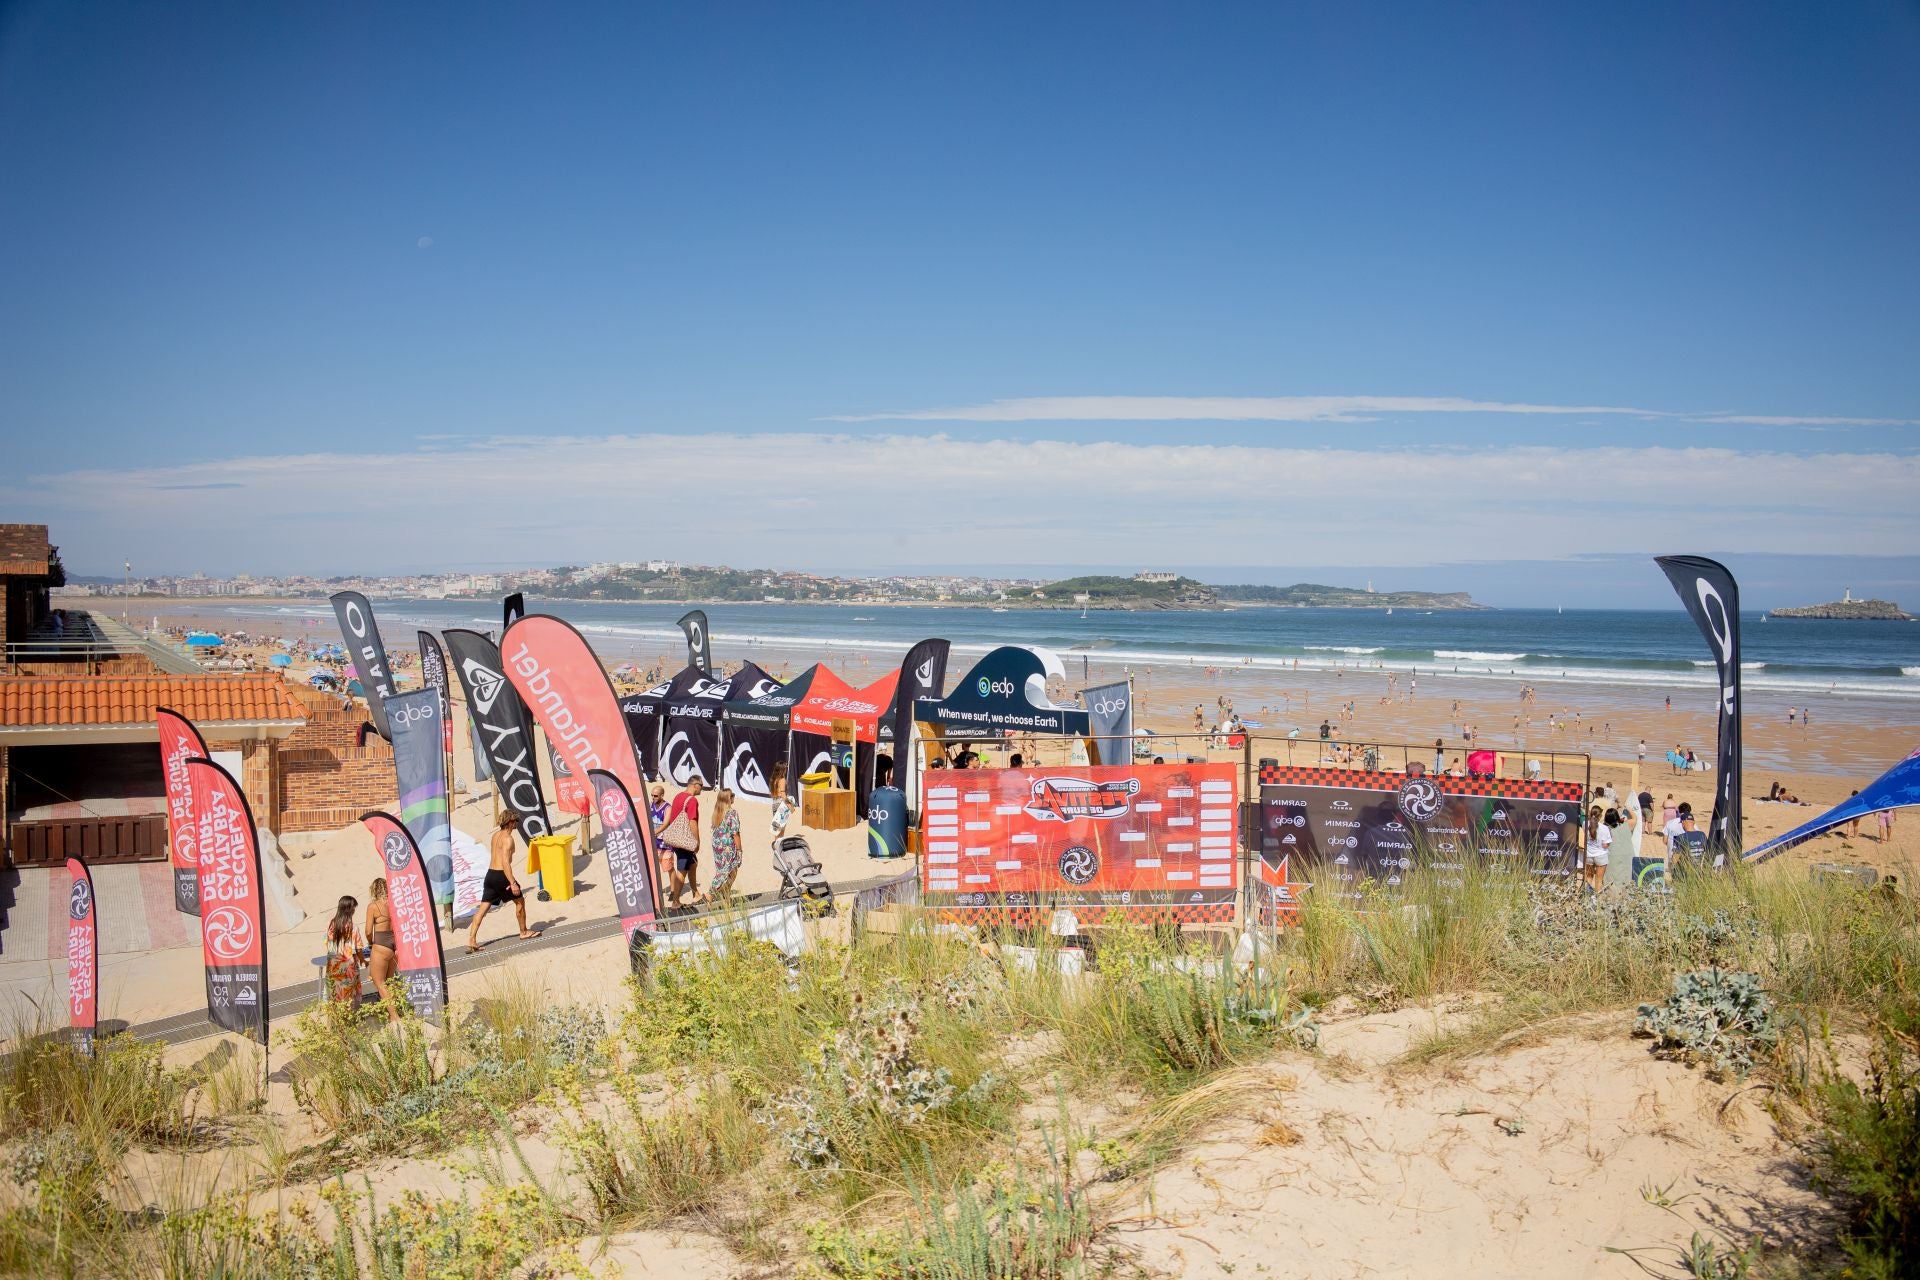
[11,434,1918,575]
[822,395,1668,423]
[822,395,1919,427]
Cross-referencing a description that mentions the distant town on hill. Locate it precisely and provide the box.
[60,562,1482,610]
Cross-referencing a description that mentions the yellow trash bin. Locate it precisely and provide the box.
[529,834,577,902]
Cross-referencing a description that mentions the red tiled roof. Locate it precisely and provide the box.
[0,524,51,576]
[0,675,308,728]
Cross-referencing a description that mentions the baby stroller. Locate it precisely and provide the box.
[773,835,835,917]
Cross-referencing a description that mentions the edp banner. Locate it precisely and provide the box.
[1255,763,1584,915]
[920,761,1237,924]
[385,689,454,909]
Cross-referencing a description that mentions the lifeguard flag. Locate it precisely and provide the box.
[156,707,208,916]
[188,757,270,1043]
[500,614,646,801]
[360,812,449,1020]
[66,856,98,1054]
[589,769,660,939]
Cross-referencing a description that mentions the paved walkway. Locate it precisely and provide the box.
[1,862,200,961]
[123,868,908,1046]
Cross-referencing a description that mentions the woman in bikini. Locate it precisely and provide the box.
[364,878,399,1021]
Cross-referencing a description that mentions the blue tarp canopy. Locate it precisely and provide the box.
[1745,747,1920,863]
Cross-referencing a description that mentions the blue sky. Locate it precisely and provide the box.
[1,2,1916,605]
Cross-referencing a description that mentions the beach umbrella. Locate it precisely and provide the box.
[185,632,222,647]
[268,653,292,668]
[347,679,366,697]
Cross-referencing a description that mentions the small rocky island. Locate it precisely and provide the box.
[1769,589,1914,621]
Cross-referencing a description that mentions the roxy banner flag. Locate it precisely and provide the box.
[444,629,551,843]
[385,689,455,910]
[156,706,208,916]
[330,590,398,741]
[188,757,269,1043]
[359,812,449,1020]
[589,769,660,938]
[678,609,713,675]
[1655,555,1743,857]
[501,613,647,801]
[66,856,97,1054]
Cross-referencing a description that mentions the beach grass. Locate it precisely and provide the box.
[3,860,1916,1278]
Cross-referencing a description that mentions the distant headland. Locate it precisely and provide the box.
[1769,588,1913,621]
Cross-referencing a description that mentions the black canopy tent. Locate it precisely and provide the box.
[619,674,674,781]
[658,662,777,788]
[718,664,820,802]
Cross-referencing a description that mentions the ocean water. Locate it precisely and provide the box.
[188,599,1920,703]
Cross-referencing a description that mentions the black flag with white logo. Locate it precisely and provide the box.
[888,638,950,811]
[678,610,713,675]
[444,628,552,843]
[1655,555,1742,858]
[330,591,398,740]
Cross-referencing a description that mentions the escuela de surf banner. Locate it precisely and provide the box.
[1254,762,1585,914]
[66,856,97,1053]
[330,590,398,741]
[1655,555,1743,859]
[360,812,449,1020]
[386,688,455,909]
[188,757,269,1043]
[444,629,552,844]
[156,706,208,917]
[501,614,647,802]
[920,761,1238,923]
[589,769,659,940]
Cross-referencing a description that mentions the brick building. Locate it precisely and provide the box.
[0,522,398,869]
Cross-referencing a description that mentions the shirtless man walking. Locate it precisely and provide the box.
[467,811,538,953]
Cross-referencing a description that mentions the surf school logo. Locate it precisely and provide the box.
[381,830,412,870]
[69,878,93,922]
[1057,845,1099,885]
[1397,776,1442,823]
[597,784,629,829]
[204,905,255,962]
[1024,777,1140,822]
[461,658,505,714]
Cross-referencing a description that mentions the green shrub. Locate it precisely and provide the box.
[1811,1024,1920,1280]
[1633,969,1777,1080]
